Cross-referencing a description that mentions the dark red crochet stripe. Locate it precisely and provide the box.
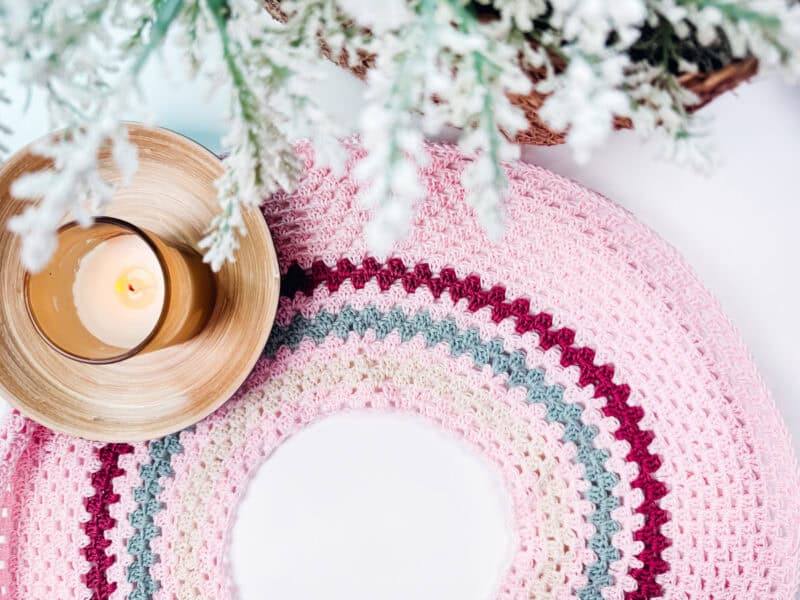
[81,443,134,600]
[282,257,670,600]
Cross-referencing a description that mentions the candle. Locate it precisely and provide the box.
[72,234,165,349]
[26,217,216,363]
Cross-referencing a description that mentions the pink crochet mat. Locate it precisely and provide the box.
[0,141,798,600]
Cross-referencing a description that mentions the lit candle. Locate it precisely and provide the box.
[26,217,216,363]
[72,234,165,349]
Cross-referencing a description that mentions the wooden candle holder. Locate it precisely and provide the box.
[0,124,280,441]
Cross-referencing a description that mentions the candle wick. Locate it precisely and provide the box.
[128,283,135,293]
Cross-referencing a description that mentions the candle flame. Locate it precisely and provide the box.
[115,268,157,309]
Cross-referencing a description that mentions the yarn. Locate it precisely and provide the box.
[126,434,182,600]
[0,140,797,600]
[82,443,134,600]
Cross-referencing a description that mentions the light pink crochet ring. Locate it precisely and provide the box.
[0,140,798,600]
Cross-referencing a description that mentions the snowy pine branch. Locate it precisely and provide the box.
[1,0,799,270]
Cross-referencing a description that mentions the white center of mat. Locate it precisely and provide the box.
[232,412,514,600]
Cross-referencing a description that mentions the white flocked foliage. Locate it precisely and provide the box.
[1,0,799,270]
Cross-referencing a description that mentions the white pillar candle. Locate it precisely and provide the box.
[72,234,166,349]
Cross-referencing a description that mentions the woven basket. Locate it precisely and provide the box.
[264,0,759,145]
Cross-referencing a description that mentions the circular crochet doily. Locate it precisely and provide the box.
[0,141,798,600]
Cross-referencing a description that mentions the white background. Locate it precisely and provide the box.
[2,44,799,599]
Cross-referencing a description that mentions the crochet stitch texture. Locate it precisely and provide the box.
[0,140,797,600]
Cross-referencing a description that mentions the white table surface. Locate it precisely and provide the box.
[3,47,799,599]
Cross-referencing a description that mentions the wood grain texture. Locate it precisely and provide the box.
[0,124,280,441]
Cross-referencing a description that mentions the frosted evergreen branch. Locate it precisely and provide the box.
[1,0,800,267]
[132,0,185,74]
[199,0,347,269]
[660,0,800,73]
[677,0,782,30]
[354,0,439,254]
[199,0,300,269]
[0,72,9,157]
[445,0,530,235]
[1,0,174,271]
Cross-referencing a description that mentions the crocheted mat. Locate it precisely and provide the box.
[0,141,798,600]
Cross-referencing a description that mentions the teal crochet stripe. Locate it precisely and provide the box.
[265,306,621,599]
[128,306,621,599]
[126,433,183,600]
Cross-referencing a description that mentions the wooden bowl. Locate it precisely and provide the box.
[0,124,280,441]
